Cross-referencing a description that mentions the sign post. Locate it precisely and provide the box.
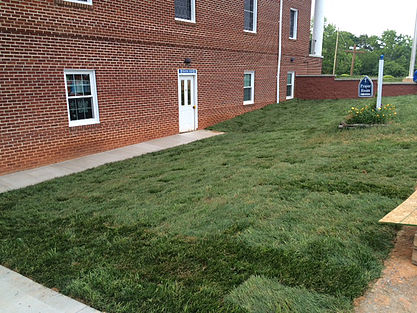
[358,76,374,98]
[376,55,384,110]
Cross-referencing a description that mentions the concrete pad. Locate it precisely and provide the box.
[0,130,223,193]
[0,266,101,313]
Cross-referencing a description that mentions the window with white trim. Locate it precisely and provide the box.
[290,9,298,39]
[63,0,93,5]
[244,71,255,105]
[175,0,196,22]
[244,0,257,33]
[64,70,99,127]
[286,72,295,99]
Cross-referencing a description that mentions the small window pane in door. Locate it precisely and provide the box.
[181,80,185,105]
[187,80,192,105]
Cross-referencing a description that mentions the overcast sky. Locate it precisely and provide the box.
[313,0,417,37]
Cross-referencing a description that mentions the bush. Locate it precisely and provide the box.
[383,75,395,79]
[346,104,397,124]
[340,74,350,77]
[384,61,407,77]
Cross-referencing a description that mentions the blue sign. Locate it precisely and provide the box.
[413,70,417,83]
[179,69,197,74]
[358,76,374,98]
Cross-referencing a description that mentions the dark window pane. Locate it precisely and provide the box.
[75,83,83,96]
[66,74,76,96]
[70,109,77,121]
[244,88,252,102]
[290,10,296,38]
[74,74,82,83]
[175,0,192,20]
[83,84,91,95]
[187,80,192,105]
[82,74,90,83]
[69,98,76,111]
[287,73,293,85]
[244,74,252,87]
[244,11,254,31]
[244,0,253,11]
[287,85,293,97]
[68,97,93,121]
[181,80,185,105]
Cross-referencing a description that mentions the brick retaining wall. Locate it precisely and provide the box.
[295,75,417,100]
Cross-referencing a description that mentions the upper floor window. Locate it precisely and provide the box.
[175,0,196,23]
[64,70,99,127]
[244,0,257,33]
[290,8,298,39]
[64,0,92,5]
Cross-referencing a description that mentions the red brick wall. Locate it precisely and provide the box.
[1,0,317,174]
[295,75,417,100]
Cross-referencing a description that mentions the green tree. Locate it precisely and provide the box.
[321,23,413,77]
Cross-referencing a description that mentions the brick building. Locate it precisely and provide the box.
[0,0,324,174]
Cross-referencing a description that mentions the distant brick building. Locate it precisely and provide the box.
[0,0,324,174]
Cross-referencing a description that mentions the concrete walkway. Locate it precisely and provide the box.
[0,266,100,313]
[0,130,223,193]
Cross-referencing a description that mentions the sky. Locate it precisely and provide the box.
[312,0,417,37]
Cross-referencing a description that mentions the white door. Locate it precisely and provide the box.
[178,75,197,133]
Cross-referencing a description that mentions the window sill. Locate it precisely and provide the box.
[55,0,93,9]
[243,101,254,106]
[175,18,196,25]
[69,119,100,128]
[286,96,294,100]
[244,30,257,35]
[289,37,297,41]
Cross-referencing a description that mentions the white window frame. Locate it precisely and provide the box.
[286,71,295,100]
[244,0,258,33]
[63,0,93,5]
[289,8,298,40]
[243,71,255,105]
[64,69,100,127]
[175,0,196,23]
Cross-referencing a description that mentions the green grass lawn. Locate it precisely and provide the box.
[2,95,417,312]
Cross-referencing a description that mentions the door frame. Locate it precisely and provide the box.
[178,69,198,132]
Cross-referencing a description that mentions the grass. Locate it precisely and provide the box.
[2,95,417,312]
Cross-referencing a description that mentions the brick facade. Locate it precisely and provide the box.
[1,0,321,174]
[295,75,417,100]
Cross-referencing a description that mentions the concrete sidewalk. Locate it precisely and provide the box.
[0,266,100,313]
[0,130,223,193]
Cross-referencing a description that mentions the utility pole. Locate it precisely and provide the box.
[345,44,366,76]
[332,29,339,75]
[407,7,417,80]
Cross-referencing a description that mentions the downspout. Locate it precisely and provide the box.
[276,0,283,103]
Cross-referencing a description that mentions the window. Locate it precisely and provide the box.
[244,71,255,105]
[64,70,99,127]
[244,0,257,33]
[175,0,196,22]
[63,0,93,5]
[290,9,298,39]
[286,72,295,99]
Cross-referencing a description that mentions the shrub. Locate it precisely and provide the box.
[346,104,397,124]
[384,61,407,77]
[383,75,395,79]
[340,74,350,77]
